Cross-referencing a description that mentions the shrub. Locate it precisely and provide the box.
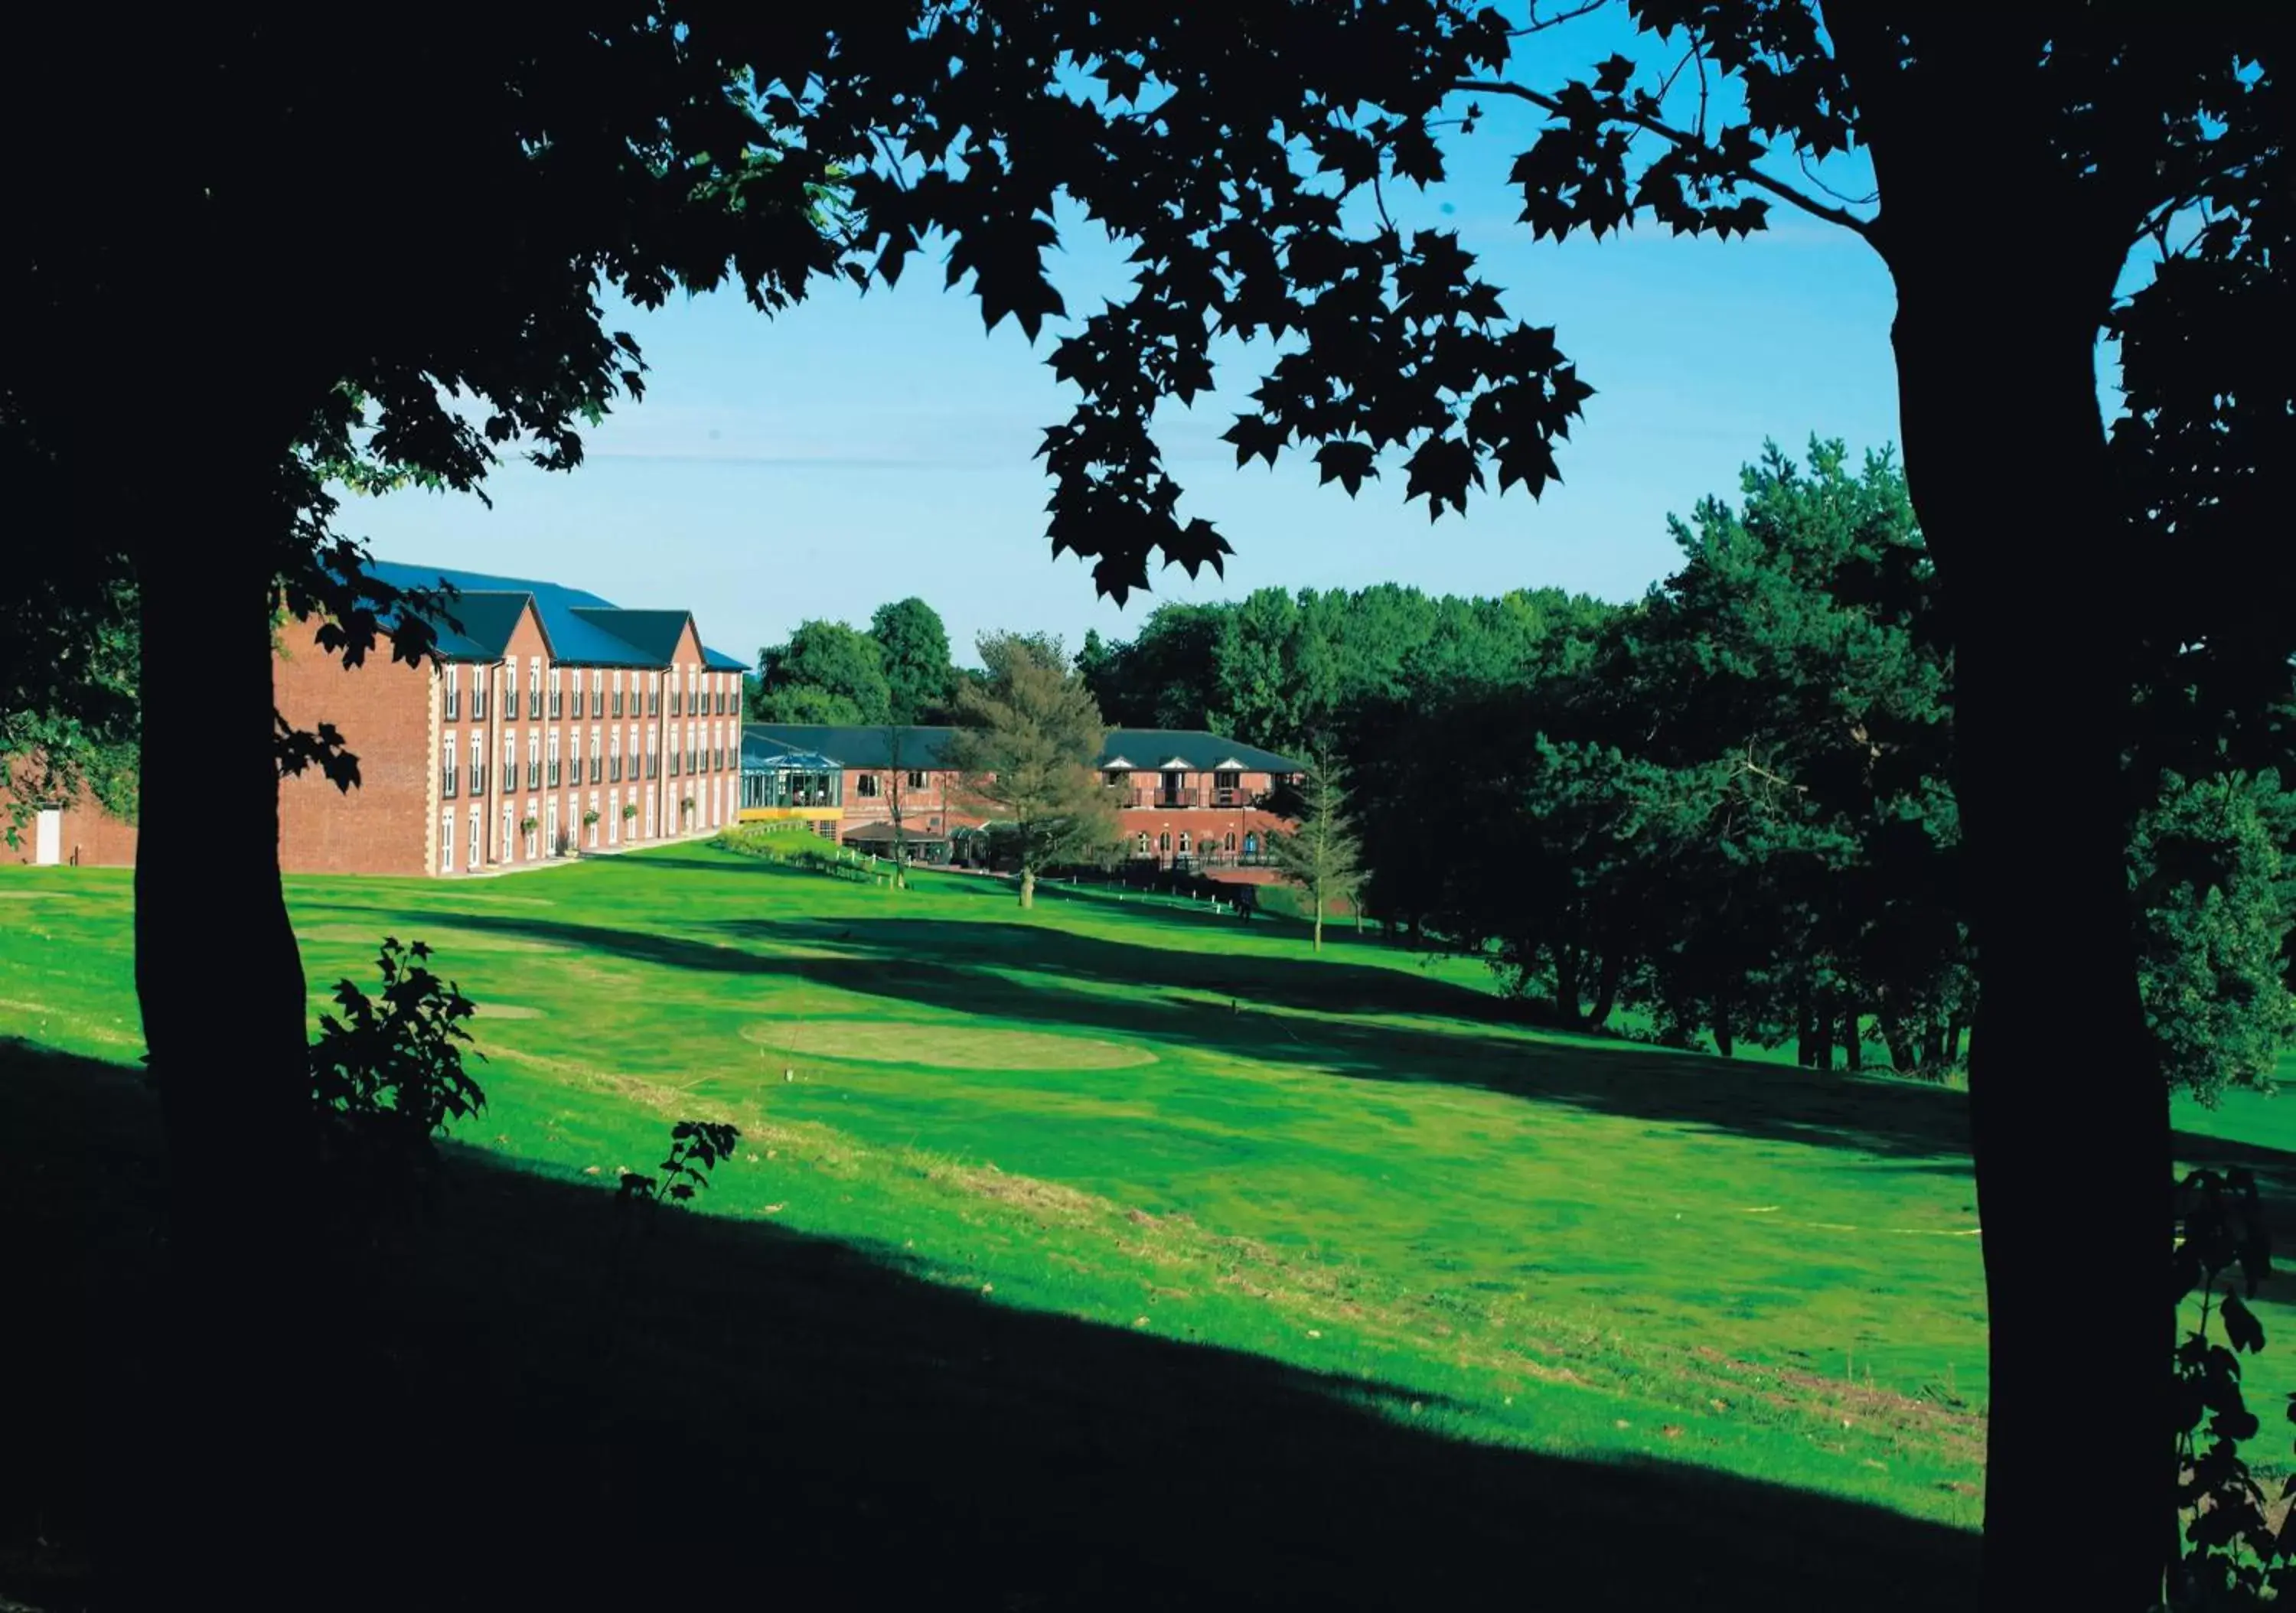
[308,937,485,1182]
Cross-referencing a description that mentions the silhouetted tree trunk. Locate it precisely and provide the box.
[1552,942,1583,1027]
[1877,996,1919,1074]
[1885,216,2164,1605]
[129,519,321,1594]
[1842,1008,1864,1072]
[1587,951,1622,1030]
[1713,1023,1735,1059]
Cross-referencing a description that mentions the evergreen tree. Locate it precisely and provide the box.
[1267,746,1362,953]
[2133,771,2296,1104]
[946,634,1120,909]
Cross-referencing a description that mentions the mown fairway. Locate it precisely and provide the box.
[8,845,2292,1604]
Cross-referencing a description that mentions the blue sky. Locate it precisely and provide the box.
[346,28,1907,670]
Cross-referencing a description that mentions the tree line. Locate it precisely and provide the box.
[1080,440,2296,1101]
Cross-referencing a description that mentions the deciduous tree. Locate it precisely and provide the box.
[870,597,957,725]
[755,621,892,726]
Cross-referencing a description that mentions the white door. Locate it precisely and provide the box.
[32,808,61,865]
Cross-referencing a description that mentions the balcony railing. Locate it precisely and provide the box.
[550,694,563,719]
[471,691,489,721]
[548,762,561,787]
[527,764,542,789]
[471,766,488,797]
[444,691,460,722]
[528,691,543,719]
[441,771,458,800]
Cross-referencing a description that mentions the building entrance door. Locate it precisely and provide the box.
[32,809,60,865]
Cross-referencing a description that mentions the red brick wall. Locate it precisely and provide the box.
[0,766,139,867]
[275,621,435,877]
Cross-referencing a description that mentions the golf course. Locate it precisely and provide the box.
[8,840,2292,1605]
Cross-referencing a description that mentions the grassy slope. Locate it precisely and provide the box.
[7,846,2292,1599]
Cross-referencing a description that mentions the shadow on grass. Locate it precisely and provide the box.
[338,895,1985,1164]
[5,1041,1977,1611]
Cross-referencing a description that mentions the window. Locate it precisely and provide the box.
[550,667,563,720]
[471,666,490,722]
[644,792,655,838]
[527,733,540,790]
[1178,831,1192,855]
[443,664,460,722]
[591,670,602,718]
[569,670,584,720]
[610,730,622,782]
[588,792,601,849]
[609,789,621,845]
[441,734,458,798]
[524,807,539,860]
[471,735,486,797]
[547,731,561,788]
[908,770,928,790]
[545,799,558,858]
[503,803,516,863]
[668,725,680,777]
[504,732,518,790]
[647,724,659,778]
[610,670,622,718]
[1136,831,1151,853]
[1215,769,1242,800]
[1224,829,1237,852]
[469,808,483,869]
[647,676,659,716]
[527,658,542,719]
[857,773,880,799]
[589,726,603,783]
[440,812,455,875]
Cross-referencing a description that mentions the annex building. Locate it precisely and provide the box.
[9,562,746,878]
[739,723,1305,872]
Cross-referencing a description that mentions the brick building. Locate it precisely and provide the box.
[739,723,1304,872]
[10,562,746,877]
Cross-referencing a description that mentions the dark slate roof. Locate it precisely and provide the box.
[361,559,746,670]
[842,819,954,845]
[745,723,1303,774]
[1100,728,1304,774]
[422,591,533,660]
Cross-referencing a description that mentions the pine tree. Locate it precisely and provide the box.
[1267,746,1362,953]
[946,634,1121,908]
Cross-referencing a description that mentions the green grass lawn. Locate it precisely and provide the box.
[8,845,2291,1605]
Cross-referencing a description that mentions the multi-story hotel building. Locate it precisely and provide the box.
[739,723,1304,872]
[8,562,747,877]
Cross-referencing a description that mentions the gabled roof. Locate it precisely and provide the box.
[743,723,1304,775]
[422,591,534,660]
[360,559,746,671]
